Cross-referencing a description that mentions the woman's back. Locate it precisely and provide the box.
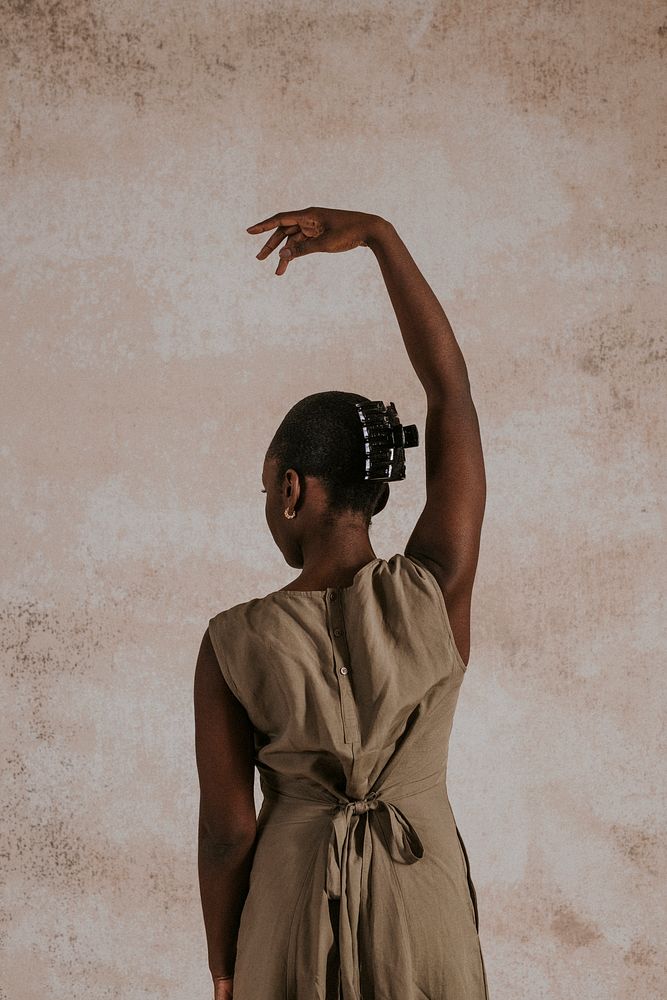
[208,552,489,1000]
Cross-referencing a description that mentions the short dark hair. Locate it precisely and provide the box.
[266,391,390,527]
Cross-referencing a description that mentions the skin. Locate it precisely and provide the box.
[260,456,380,589]
[195,206,486,997]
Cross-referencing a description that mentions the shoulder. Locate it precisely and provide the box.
[400,549,448,586]
[209,593,267,632]
[384,550,445,591]
[403,548,470,671]
[208,590,291,661]
[210,593,262,618]
[207,603,258,705]
[366,551,452,613]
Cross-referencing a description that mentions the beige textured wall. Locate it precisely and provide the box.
[2,2,665,998]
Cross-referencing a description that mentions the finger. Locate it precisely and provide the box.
[274,232,308,276]
[274,229,318,275]
[275,252,291,277]
[277,231,309,261]
[256,224,300,260]
[246,211,309,234]
[279,231,328,259]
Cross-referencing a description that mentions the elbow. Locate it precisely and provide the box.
[425,372,473,408]
[198,826,256,862]
[198,815,257,858]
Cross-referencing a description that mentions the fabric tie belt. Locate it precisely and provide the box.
[262,769,446,1000]
[325,789,427,1000]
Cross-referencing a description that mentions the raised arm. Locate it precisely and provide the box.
[194,628,257,995]
[245,206,486,666]
[366,218,486,667]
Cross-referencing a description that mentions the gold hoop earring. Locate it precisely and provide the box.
[284,507,296,519]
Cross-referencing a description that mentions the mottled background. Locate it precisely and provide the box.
[2,1,665,998]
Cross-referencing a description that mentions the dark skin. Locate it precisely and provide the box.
[260,457,380,589]
[195,206,486,998]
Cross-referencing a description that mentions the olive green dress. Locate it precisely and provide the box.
[208,552,490,1000]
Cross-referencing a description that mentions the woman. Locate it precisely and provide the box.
[194,206,488,1000]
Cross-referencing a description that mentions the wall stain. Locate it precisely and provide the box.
[3,0,661,133]
[624,936,658,967]
[610,822,660,876]
[550,902,603,948]
[577,307,666,380]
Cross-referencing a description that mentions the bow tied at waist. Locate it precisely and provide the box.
[265,770,447,1000]
[325,792,425,900]
[324,792,426,999]
[351,797,376,814]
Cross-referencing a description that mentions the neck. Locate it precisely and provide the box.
[293,535,377,590]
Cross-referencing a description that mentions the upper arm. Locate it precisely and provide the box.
[194,628,257,845]
[405,391,486,663]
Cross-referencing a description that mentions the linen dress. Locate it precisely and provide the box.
[208,551,490,1000]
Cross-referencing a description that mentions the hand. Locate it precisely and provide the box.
[246,206,385,276]
[213,975,233,999]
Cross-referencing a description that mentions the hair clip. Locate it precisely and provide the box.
[355,400,419,482]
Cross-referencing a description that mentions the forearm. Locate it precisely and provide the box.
[366,217,470,401]
[198,834,256,982]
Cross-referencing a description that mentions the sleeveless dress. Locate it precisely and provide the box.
[208,552,490,1000]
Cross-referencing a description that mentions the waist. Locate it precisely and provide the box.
[259,765,447,818]
[262,765,448,999]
